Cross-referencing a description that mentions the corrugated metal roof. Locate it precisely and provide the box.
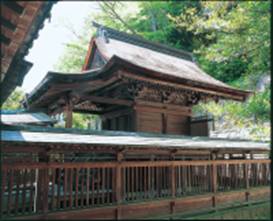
[1,128,269,151]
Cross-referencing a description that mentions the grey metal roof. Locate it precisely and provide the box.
[1,127,269,152]
[0,112,56,125]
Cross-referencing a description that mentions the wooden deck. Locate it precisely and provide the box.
[1,159,270,219]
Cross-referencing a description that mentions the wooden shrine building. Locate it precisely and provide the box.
[1,22,270,220]
[23,22,251,134]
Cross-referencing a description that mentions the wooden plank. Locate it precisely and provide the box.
[14,169,20,215]
[22,169,27,214]
[211,154,217,197]
[3,1,24,14]
[29,169,34,214]
[69,168,73,209]
[144,167,147,199]
[135,167,139,200]
[91,169,95,206]
[43,168,49,213]
[131,167,133,200]
[97,168,100,205]
[81,95,133,107]
[1,169,7,214]
[126,167,130,201]
[65,99,73,128]
[106,168,110,204]
[135,100,192,113]
[75,168,79,208]
[112,168,116,204]
[139,167,143,199]
[171,165,176,198]
[57,168,61,209]
[116,165,122,203]
[51,168,56,210]
[2,160,270,173]
[86,168,90,207]
[63,168,67,209]
[102,167,105,204]
[80,169,85,207]
[7,169,14,215]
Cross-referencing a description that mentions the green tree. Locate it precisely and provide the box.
[1,88,25,110]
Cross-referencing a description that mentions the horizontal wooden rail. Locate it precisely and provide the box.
[1,159,271,170]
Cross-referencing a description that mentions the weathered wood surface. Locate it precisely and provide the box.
[1,159,270,219]
[9,187,271,220]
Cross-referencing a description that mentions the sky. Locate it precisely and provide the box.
[21,2,100,93]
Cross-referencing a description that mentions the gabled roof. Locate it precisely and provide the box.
[82,22,251,99]
[25,22,252,108]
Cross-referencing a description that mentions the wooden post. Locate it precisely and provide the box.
[170,152,176,198]
[211,153,217,208]
[244,153,250,203]
[116,151,123,220]
[170,151,176,216]
[37,152,49,214]
[65,98,73,128]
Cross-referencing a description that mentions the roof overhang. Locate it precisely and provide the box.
[24,54,252,111]
[1,124,270,153]
[0,1,57,104]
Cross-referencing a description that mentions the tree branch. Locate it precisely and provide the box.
[99,2,138,35]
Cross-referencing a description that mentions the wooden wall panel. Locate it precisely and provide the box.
[102,112,134,132]
[135,110,162,133]
[101,103,192,135]
[166,114,190,135]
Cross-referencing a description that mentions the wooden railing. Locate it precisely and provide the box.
[1,159,270,218]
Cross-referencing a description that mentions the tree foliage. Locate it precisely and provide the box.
[2,88,25,110]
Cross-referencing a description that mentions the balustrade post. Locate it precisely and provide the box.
[169,151,176,216]
[37,152,49,215]
[211,153,217,208]
[170,152,176,199]
[115,151,123,220]
[244,153,250,202]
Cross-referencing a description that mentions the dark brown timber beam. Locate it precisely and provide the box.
[81,95,133,106]
[65,98,73,128]
[3,2,24,14]
[1,17,16,31]
[1,34,11,45]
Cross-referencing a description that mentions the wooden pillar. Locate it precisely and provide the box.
[170,151,176,198]
[65,98,73,128]
[162,113,167,134]
[116,151,123,220]
[37,152,49,214]
[170,151,176,216]
[211,152,217,208]
[244,153,250,203]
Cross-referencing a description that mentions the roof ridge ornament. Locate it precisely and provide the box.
[92,21,193,61]
[94,22,109,43]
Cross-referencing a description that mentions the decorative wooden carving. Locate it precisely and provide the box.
[74,100,103,112]
[113,78,222,106]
